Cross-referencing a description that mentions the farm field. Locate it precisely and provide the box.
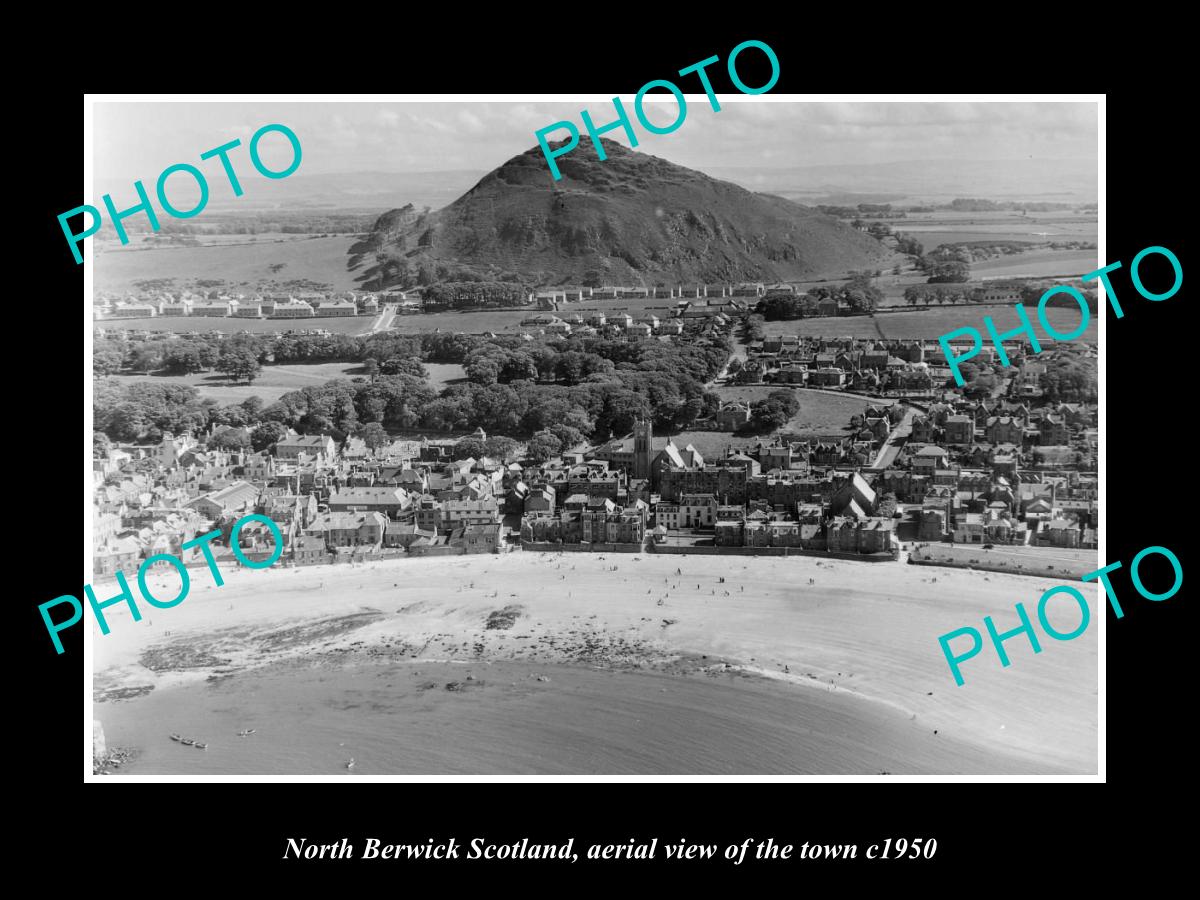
[96,315,377,336]
[875,304,1098,342]
[968,249,1098,280]
[104,362,366,405]
[98,232,345,250]
[881,211,1098,246]
[94,234,363,293]
[761,304,1098,343]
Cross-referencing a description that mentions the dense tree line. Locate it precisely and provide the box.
[1040,355,1097,402]
[757,273,883,320]
[903,284,977,306]
[817,204,906,218]
[759,293,819,320]
[94,330,731,448]
[422,281,531,308]
[893,232,924,257]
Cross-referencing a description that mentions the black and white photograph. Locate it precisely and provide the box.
[84,96,1100,778]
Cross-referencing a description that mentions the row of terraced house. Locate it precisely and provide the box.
[94,290,400,321]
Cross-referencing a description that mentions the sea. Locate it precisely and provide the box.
[96,659,1073,776]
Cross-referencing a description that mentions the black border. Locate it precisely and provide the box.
[24,21,1187,884]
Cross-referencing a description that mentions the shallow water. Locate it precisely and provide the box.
[97,660,1078,776]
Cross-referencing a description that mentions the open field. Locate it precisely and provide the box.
[387,309,534,334]
[105,363,365,405]
[94,235,363,293]
[713,386,888,438]
[96,315,377,336]
[93,552,1097,774]
[761,305,1098,343]
[969,249,1098,280]
[881,211,1098,247]
[424,362,466,388]
[875,304,1098,342]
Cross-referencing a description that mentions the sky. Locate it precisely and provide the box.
[93,99,1099,183]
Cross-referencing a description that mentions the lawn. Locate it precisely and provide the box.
[425,362,466,388]
[385,309,535,335]
[710,386,888,442]
[97,315,377,336]
[658,430,764,460]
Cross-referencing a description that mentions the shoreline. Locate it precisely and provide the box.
[92,551,1098,775]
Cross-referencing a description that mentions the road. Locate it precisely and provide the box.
[708,333,750,388]
[365,303,397,335]
[868,405,916,470]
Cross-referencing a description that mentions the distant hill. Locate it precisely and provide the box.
[353,139,889,288]
[708,158,1098,205]
[94,170,483,214]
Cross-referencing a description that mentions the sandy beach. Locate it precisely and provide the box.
[92,552,1098,775]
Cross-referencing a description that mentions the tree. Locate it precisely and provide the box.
[210,403,249,427]
[240,395,264,419]
[525,430,563,463]
[358,422,389,454]
[217,347,262,383]
[106,402,150,441]
[745,390,800,433]
[548,423,585,450]
[93,347,125,375]
[379,356,426,378]
[927,260,970,283]
[251,421,287,452]
[499,353,539,383]
[164,344,204,374]
[363,358,380,380]
[208,427,251,451]
[128,344,165,373]
[93,431,112,457]
[482,435,520,460]
[453,437,487,460]
[465,357,501,385]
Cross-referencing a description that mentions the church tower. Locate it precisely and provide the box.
[633,419,653,480]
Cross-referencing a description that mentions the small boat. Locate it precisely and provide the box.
[346,758,356,770]
[195,743,208,750]
[237,729,257,737]
[181,739,195,746]
[169,734,183,742]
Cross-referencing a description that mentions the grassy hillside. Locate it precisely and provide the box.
[358,139,892,289]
